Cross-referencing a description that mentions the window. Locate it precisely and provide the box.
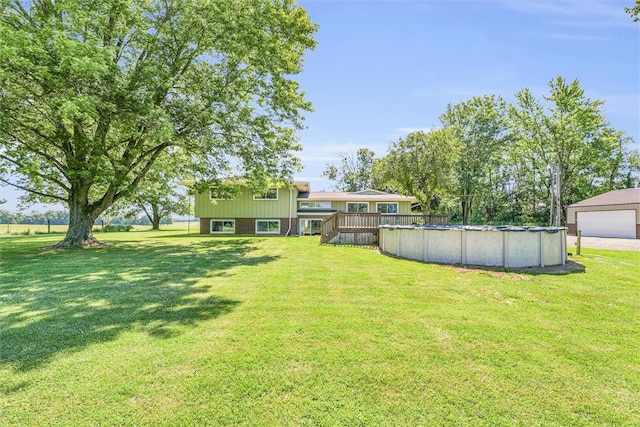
[377,203,398,214]
[254,188,278,200]
[256,220,280,234]
[210,220,235,234]
[209,186,240,200]
[347,202,369,213]
[209,189,224,200]
[299,201,331,209]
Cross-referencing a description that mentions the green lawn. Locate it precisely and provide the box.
[1,230,639,426]
[0,222,199,235]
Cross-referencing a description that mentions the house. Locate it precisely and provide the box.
[194,181,419,238]
[566,188,640,238]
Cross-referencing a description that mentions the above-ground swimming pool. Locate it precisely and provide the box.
[379,225,567,268]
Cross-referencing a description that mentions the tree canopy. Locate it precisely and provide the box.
[508,77,628,225]
[322,148,377,192]
[440,95,510,224]
[109,150,191,230]
[375,129,461,214]
[0,0,316,247]
[372,77,635,225]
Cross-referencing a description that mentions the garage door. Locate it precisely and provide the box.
[577,210,636,238]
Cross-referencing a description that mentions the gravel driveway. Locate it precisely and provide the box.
[566,236,640,251]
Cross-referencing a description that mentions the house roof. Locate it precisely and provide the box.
[568,188,640,208]
[296,208,338,214]
[298,189,416,202]
[293,181,310,192]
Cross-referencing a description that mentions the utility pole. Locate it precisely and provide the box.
[555,161,561,228]
[549,165,555,227]
[187,192,192,235]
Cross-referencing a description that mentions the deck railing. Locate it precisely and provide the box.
[320,213,449,244]
[378,214,449,226]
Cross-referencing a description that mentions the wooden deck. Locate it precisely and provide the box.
[320,213,449,244]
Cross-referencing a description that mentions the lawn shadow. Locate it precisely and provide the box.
[0,238,276,371]
[442,259,586,277]
[378,249,586,276]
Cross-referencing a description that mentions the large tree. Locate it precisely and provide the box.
[112,151,190,230]
[508,77,629,225]
[322,148,377,192]
[376,129,461,214]
[440,95,510,225]
[0,0,316,247]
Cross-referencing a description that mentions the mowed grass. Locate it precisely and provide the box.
[0,223,69,235]
[0,222,199,235]
[1,229,639,426]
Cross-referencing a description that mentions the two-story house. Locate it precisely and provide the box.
[194,181,417,236]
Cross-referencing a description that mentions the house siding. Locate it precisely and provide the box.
[195,186,297,218]
[192,182,418,236]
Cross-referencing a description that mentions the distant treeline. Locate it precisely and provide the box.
[0,210,173,226]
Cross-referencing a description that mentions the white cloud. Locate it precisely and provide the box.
[537,32,609,41]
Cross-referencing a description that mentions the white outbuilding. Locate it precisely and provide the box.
[566,188,640,238]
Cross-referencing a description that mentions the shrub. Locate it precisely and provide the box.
[103,224,133,232]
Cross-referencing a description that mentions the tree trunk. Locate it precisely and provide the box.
[420,200,430,216]
[52,185,106,248]
[461,197,472,225]
[145,203,161,230]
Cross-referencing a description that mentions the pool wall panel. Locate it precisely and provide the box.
[379,226,567,268]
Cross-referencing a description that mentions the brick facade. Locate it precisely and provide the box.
[199,218,209,234]
[235,218,255,235]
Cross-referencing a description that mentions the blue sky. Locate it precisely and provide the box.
[294,0,640,190]
[1,0,638,210]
